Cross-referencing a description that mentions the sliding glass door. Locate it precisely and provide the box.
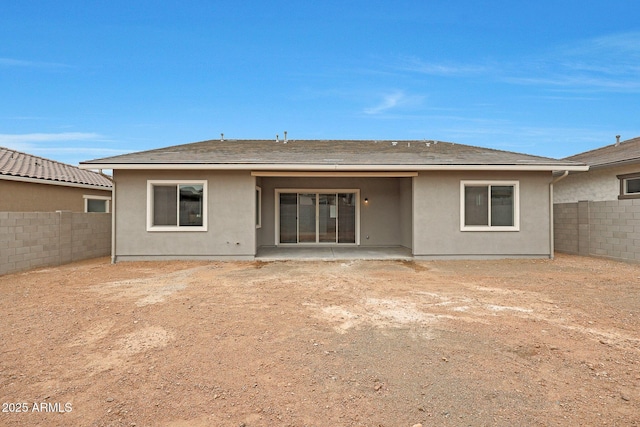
[279,193,297,243]
[318,194,336,243]
[298,193,317,243]
[277,190,358,245]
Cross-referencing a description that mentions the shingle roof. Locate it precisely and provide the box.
[0,146,113,188]
[564,136,640,168]
[81,139,585,170]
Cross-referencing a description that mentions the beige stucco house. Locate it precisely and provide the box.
[554,136,640,203]
[80,138,586,262]
[0,146,113,212]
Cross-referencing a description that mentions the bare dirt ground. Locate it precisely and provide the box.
[1,254,639,426]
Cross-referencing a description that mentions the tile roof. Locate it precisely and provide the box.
[0,146,113,188]
[564,136,640,168]
[81,139,584,169]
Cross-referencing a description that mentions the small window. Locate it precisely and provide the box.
[83,195,111,213]
[618,172,640,199]
[460,181,519,231]
[255,186,262,228]
[147,180,207,231]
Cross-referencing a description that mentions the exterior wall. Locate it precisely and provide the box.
[0,179,111,212]
[257,176,409,248]
[113,169,557,260]
[413,171,553,258]
[554,199,640,262]
[0,211,111,275]
[554,164,640,203]
[113,170,256,260]
[399,177,413,249]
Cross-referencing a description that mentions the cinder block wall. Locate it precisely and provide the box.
[554,199,640,262]
[553,203,578,254]
[71,212,111,262]
[0,211,111,275]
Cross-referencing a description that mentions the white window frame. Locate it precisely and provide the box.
[255,186,262,229]
[460,180,520,232]
[617,172,640,199]
[146,180,208,232]
[83,195,111,213]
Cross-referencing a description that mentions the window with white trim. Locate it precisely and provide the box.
[147,180,207,231]
[460,181,519,231]
[618,172,640,199]
[255,186,262,228]
[83,195,111,213]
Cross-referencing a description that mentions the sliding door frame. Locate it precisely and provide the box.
[275,188,360,246]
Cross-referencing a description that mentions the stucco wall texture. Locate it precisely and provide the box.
[0,211,111,275]
[553,164,639,203]
[0,180,111,212]
[412,171,552,259]
[114,170,554,260]
[114,170,256,260]
[554,199,640,262]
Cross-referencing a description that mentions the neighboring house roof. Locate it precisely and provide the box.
[564,136,640,169]
[0,146,113,189]
[80,139,587,172]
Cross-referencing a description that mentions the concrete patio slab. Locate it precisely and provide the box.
[255,246,412,260]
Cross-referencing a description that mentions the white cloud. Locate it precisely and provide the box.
[0,132,104,145]
[384,32,640,93]
[396,56,488,76]
[364,91,424,115]
[0,132,130,164]
[505,31,640,92]
[0,57,70,69]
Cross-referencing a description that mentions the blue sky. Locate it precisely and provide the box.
[1,1,639,166]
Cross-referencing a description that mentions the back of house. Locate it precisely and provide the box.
[80,137,585,262]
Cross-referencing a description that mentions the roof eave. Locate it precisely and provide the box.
[79,162,589,172]
[582,158,640,170]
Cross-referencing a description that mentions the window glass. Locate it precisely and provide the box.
[179,185,203,226]
[279,193,297,243]
[153,185,178,226]
[626,178,640,194]
[338,193,356,243]
[256,187,262,228]
[465,186,489,226]
[87,199,107,213]
[490,186,514,226]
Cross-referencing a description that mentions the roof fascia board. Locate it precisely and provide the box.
[0,174,113,191]
[583,158,640,170]
[251,171,418,177]
[80,163,589,172]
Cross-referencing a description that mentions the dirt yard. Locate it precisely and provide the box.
[1,254,639,426]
